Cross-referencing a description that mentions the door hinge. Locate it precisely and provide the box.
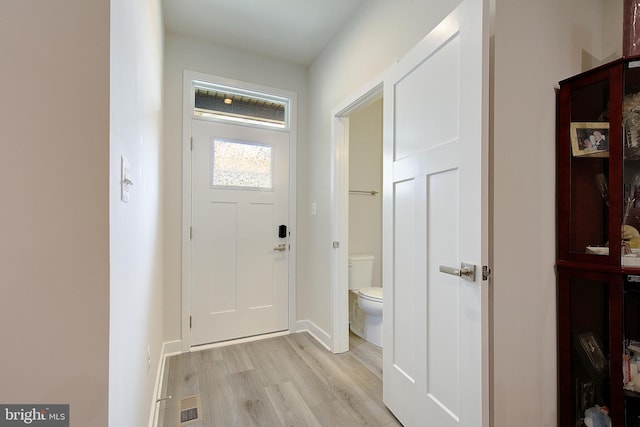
[190,137,193,151]
[190,315,192,329]
[190,226,193,239]
[482,265,492,281]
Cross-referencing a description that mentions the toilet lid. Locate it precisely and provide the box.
[359,287,383,302]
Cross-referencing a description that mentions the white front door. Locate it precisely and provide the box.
[190,119,290,346]
[382,1,489,426]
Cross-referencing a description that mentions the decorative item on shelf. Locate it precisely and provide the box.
[595,173,609,206]
[586,246,610,255]
[584,405,612,427]
[623,225,640,249]
[625,183,637,222]
[621,225,640,265]
[624,341,640,391]
[624,92,640,159]
[575,332,609,381]
[588,225,640,264]
[631,173,640,209]
[625,372,640,393]
[629,341,640,354]
[624,0,640,57]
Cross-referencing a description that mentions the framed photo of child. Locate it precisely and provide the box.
[570,122,609,157]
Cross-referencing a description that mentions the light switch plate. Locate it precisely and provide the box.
[121,155,131,203]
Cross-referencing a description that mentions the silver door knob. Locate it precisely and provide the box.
[273,244,287,252]
[439,262,476,282]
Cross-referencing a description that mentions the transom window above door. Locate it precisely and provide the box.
[193,81,289,129]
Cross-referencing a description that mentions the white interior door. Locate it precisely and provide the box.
[382,1,489,426]
[190,119,290,346]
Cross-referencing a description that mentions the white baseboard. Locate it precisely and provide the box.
[295,320,332,351]
[148,340,182,427]
[189,331,290,352]
[162,340,183,357]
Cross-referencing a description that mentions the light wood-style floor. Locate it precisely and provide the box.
[157,332,402,427]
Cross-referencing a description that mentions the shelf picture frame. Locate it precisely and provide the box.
[570,122,610,157]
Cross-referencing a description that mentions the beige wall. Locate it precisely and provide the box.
[0,1,110,425]
[348,99,383,286]
[109,0,165,425]
[492,0,564,422]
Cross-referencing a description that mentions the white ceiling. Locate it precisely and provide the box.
[162,0,368,66]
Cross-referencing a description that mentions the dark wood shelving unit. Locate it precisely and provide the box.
[558,57,640,427]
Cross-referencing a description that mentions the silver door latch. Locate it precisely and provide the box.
[273,244,287,252]
[439,262,476,282]
[482,265,492,281]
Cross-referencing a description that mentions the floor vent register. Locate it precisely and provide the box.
[178,395,201,426]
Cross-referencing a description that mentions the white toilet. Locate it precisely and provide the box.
[348,254,383,347]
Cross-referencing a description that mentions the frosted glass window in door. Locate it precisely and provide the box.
[212,139,273,189]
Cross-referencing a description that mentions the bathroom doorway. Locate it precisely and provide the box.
[331,83,383,353]
[347,99,383,343]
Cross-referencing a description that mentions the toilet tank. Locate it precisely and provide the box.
[348,254,374,290]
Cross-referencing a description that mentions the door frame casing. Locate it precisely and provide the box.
[330,81,383,353]
[181,70,297,351]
